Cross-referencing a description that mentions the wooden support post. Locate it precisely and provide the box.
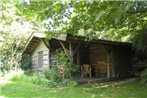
[41,39,50,49]
[76,50,80,65]
[69,41,73,62]
[60,41,72,78]
[107,46,110,79]
[69,41,73,78]
[59,41,70,59]
[73,43,81,56]
[48,41,51,69]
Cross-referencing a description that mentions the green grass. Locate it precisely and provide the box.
[0,80,147,98]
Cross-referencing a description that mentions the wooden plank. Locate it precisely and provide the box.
[69,41,73,62]
[41,39,50,49]
[30,40,40,43]
[48,48,51,67]
[107,46,110,79]
[73,43,81,56]
[54,34,67,41]
[76,50,80,65]
[59,41,70,59]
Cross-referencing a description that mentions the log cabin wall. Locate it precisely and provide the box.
[49,39,60,66]
[31,39,49,71]
[30,38,133,79]
[49,39,70,68]
[110,45,133,79]
[89,44,108,77]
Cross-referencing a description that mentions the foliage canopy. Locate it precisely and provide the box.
[0,0,33,72]
[15,0,147,80]
[16,0,147,41]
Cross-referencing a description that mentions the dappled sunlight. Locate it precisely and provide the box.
[94,85,109,89]
[3,69,24,81]
[0,78,12,85]
[0,69,24,85]
[83,87,92,91]
[83,82,109,90]
[49,90,57,93]
[0,96,6,98]
[1,79,147,98]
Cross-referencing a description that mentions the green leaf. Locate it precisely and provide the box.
[95,11,105,21]
[54,3,62,12]
[125,2,135,11]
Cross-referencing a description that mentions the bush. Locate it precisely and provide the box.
[4,69,78,88]
[56,49,78,78]
[30,75,50,86]
[21,54,31,70]
[24,69,33,76]
[10,72,52,87]
[140,68,147,85]
[43,68,60,82]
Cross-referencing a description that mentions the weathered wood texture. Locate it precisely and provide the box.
[24,34,133,79]
[79,44,90,65]
[89,44,108,77]
[35,38,132,79]
[24,37,40,54]
[49,39,62,66]
[110,45,133,79]
[31,39,49,70]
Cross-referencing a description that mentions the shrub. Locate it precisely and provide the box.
[30,75,50,86]
[140,68,147,85]
[24,69,33,76]
[56,49,72,73]
[4,69,78,88]
[21,54,31,70]
[43,68,60,82]
[43,68,79,87]
[56,49,78,78]
[4,69,50,86]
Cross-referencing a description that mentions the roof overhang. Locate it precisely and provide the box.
[23,32,132,54]
[23,32,68,54]
[66,35,132,46]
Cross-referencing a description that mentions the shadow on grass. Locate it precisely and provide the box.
[0,80,92,98]
[1,80,147,98]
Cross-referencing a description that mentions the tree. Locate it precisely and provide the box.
[15,0,147,78]
[0,0,33,72]
[16,0,147,41]
[0,33,26,71]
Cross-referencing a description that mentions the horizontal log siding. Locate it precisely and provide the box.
[90,44,108,77]
[31,39,49,71]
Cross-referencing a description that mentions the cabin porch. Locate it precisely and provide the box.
[23,33,133,82]
[49,39,111,79]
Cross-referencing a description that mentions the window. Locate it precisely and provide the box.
[38,51,43,68]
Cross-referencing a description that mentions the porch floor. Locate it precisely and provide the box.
[78,77,109,84]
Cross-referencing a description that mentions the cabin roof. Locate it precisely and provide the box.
[23,32,132,54]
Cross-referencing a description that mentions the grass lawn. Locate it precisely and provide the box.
[0,79,147,98]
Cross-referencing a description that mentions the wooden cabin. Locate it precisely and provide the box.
[23,32,133,80]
